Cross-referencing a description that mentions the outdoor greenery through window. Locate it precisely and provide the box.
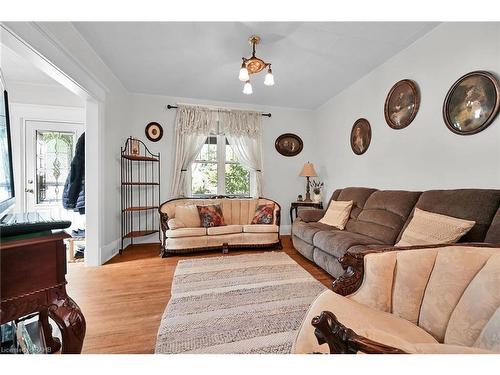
[191,135,250,196]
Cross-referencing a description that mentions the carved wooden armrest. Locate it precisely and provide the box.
[159,212,169,232]
[332,242,496,296]
[311,311,406,354]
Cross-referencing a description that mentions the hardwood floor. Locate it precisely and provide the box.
[66,235,334,354]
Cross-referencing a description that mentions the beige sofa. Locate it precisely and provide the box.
[159,196,281,256]
[293,244,500,354]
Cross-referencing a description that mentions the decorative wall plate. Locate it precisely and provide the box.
[145,122,164,142]
[443,71,500,135]
[384,79,420,129]
[275,133,303,157]
[350,118,371,155]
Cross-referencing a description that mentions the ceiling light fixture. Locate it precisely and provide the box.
[243,80,253,95]
[238,35,274,94]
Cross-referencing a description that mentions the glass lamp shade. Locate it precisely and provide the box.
[299,162,318,177]
[243,81,253,95]
[264,71,274,86]
[239,67,250,82]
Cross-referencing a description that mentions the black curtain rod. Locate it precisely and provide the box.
[166,104,271,118]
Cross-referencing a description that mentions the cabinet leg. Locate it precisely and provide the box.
[39,309,61,354]
[222,243,229,254]
[47,287,86,354]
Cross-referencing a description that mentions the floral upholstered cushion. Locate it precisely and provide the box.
[196,204,226,228]
[251,203,275,224]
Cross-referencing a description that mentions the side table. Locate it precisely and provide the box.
[290,201,324,224]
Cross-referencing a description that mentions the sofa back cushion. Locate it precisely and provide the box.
[346,190,421,244]
[485,206,500,243]
[352,245,500,351]
[444,254,500,348]
[329,187,377,221]
[161,198,279,226]
[474,307,500,352]
[418,247,495,342]
[396,189,500,243]
[392,249,438,325]
[175,205,201,227]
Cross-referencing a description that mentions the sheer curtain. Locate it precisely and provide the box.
[220,110,263,197]
[169,104,264,198]
[169,105,217,197]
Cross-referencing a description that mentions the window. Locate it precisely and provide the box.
[35,130,75,204]
[191,135,251,197]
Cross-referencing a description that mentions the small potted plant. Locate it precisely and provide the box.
[310,180,324,203]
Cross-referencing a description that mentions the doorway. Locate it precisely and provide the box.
[2,23,103,266]
[24,120,84,217]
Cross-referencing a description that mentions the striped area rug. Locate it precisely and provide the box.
[155,252,326,354]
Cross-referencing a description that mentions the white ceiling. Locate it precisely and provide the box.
[73,22,438,109]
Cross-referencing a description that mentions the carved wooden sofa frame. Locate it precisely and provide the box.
[311,242,500,354]
[159,195,282,257]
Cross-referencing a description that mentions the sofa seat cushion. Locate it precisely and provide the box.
[207,225,243,236]
[292,220,337,243]
[313,230,385,258]
[165,227,207,238]
[292,290,437,354]
[242,224,279,233]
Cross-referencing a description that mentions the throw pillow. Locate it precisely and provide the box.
[319,200,353,230]
[251,203,275,224]
[174,205,201,227]
[197,204,226,228]
[396,207,475,247]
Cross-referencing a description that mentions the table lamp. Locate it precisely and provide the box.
[299,162,318,202]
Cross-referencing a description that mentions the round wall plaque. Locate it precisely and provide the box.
[384,79,420,129]
[350,118,371,155]
[145,122,164,142]
[275,133,303,157]
[443,71,500,135]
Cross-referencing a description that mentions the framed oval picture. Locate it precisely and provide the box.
[350,118,371,155]
[275,133,303,157]
[145,122,164,142]
[384,79,420,129]
[443,71,500,135]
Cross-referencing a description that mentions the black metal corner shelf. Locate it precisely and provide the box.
[120,137,161,253]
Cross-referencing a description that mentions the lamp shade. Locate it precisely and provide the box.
[299,162,318,177]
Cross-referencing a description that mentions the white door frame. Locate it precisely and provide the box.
[1,23,105,266]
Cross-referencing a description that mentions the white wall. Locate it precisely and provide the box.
[315,22,500,200]
[7,81,84,108]
[127,93,317,233]
[32,23,131,260]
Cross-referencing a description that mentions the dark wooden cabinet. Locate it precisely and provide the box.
[290,201,324,224]
[0,231,86,353]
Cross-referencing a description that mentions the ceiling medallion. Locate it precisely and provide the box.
[238,35,274,95]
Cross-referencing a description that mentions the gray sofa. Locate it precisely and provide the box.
[292,187,500,278]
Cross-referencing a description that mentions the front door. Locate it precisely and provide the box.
[24,120,84,220]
